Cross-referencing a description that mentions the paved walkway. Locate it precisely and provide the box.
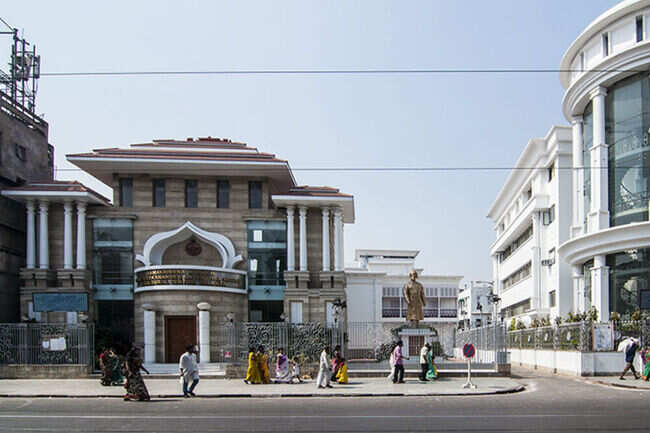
[587,375,650,390]
[0,377,523,398]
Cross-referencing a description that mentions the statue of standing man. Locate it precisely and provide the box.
[403,270,426,327]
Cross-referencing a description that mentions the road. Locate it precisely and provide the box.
[0,374,647,433]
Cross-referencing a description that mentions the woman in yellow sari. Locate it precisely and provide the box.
[258,345,270,384]
[336,358,348,384]
[244,347,261,384]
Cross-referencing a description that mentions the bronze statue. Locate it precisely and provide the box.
[403,270,426,326]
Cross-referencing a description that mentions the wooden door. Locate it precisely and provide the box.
[409,336,424,357]
[165,316,197,363]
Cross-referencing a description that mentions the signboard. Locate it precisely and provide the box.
[33,293,88,312]
[462,343,476,359]
[592,322,614,352]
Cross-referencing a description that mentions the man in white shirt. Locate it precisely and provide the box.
[419,343,431,381]
[316,346,333,389]
[179,344,200,397]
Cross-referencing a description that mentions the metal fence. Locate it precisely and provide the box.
[507,320,650,352]
[455,324,508,365]
[0,323,94,365]
[210,322,344,363]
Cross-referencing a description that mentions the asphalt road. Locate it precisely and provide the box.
[0,374,648,433]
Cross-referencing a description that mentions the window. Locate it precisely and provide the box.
[14,143,26,161]
[502,262,532,290]
[249,181,262,209]
[92,219,134,301]
[637,16,644,42]
[290,302,303,324]
[579,52,585,72]
[602,33,610,57]
[184,179,198,208]
[119,178,133,208]
[549,290,557,308]
[247,221,287,287]
[217,180,230,208]
[543,205,555,225]
[547,163,554,182]
[499,225,533,262]
[524,187,532,202]
[152,179,165,207]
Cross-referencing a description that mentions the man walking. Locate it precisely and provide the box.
[392,340,409,384]
[620,337,641,380]
[179,344,200,397]
[316,346,333,389]
[419,342,431,381]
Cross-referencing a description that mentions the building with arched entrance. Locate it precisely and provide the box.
[2,137,354,363]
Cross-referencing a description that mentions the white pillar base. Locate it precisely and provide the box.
[198,303,211,363]
[591,255,609,321]
[143,308,156,363]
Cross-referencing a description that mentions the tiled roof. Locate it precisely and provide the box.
[281,185,353,198]
[2,181,111,203]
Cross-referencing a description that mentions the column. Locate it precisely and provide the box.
[38,201,49,269]
[591,254,610,321]
[143,307,156,363]
[589,87,610,232]
[63,201,74,269]
[286,207,295,271]
[298,206,308,272]
[321,208,330,271]
[333,208,343,271]
[197,303,211,363]
[530,211,542,311]
[572,265,585,313]
[571,116,584,237]
[76,202,87,270]
[26,200,35,268]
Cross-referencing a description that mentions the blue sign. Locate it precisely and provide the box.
[463,343,476,359]
[33,293,88,312]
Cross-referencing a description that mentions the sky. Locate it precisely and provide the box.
[2,0,622,284]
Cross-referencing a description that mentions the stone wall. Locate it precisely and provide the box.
[0,364,90,379]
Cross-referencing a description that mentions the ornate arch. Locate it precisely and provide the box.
[136,221,243,268]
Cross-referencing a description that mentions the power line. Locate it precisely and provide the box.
[38,67,650,77]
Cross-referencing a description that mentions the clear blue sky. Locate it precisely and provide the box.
[3,0,620,283]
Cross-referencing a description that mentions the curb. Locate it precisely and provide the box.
[587,379,650,391]
[0,386,525,399]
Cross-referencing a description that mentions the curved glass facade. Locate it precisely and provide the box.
[605,72,650,226]
[608,248,650,316]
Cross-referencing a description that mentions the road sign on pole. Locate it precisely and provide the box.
[462,343,477,389]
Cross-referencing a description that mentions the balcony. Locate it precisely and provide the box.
[134,265,247,294]
[381,307,457,319]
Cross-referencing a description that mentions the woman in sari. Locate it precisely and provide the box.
[273,348,292,383]
[123,345,150,401]
[426,347,438,380]
[331,345,343,381]
[244,347,261,384]
[642,347,650,381]
[105,348,124,386]
[258,345,270,384]
[336,358,348,384]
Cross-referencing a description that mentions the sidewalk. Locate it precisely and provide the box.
[586,375,650,390]
[0,377,524,398]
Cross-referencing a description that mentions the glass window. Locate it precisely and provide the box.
[602,33,609,57]
[119,178,133,208]
[606,72,650,226]
[637,16,644,42]
[93,218,133,247]
[247,221,287,288]
[608,249,650,317]
[92,218,134,300]
[549,290,556,308]
[249,181,262,209]
[152,179,165,207]
[547,163,554,182]
[579,52,585,72]
[185,179,198,208]
[217,180,230,208]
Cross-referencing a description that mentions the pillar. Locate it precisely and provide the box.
[63,201,74,269]
[197,302,211,363]
[530,211,542,310]
[591,254,609,321]
[26,200,35,268]
[76,202,87,270]
[333,208,343,271]
[298,206,308,272]
[143,307,156,363]
[572,265,585,313]
[38,201,49,269]
[286,207,295,271]
[571,116,584,237]
[321,208,330,271]
[589,87,610,232]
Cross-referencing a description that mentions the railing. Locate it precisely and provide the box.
[380,308,457,319]
[0,90,48,136]
[0,323,94,365]
[508,322,591,352]
[248,271,285,286]
[135,266,245,291]
[456,324,508,364]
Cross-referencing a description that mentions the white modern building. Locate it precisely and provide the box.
[457,281,494,329]
[558,0,650,320]
[488,126,574,323]
[345,249,462,357]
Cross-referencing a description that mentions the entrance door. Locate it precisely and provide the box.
[165,316,197,363]
[408,335,424,357]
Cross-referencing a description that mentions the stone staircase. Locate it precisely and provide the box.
[143,363,226,378]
